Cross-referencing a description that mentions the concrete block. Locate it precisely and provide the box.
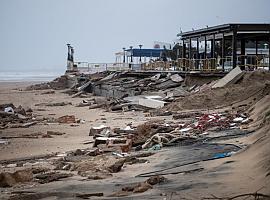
[212,67,242,88]
[138,98,165,109]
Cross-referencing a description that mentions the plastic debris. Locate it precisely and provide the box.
[4,107,14,114]
[233,117,244,123]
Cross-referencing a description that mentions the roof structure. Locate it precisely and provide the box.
[178,23,270,39]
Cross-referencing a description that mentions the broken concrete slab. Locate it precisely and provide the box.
[212,66,243,88]
[93,136,126,147]
[170,74,184,83]
[77,81,92,92]
[150,74,161,81]
[99,73,117,82]
[21,121,38,128]
[138,98,165,109]
[154,79,182,90]
[89,125,110,137]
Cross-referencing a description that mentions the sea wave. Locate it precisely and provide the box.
[0,71,63,82]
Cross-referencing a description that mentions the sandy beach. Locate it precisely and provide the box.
[0,73,270,200]
[0,82,150,160]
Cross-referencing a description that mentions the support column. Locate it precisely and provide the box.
[189,38,192,59]
[182,42,186,58]
[204,36,207,59]
[196,38,200,69]
[232,28,237,69]
[182,41,187,71]
[269,36,270,70]
[255,40,258,55]
[222,34,225,71]
[211,34,215,58]
[240,39,245,70]
[212,34,216,69]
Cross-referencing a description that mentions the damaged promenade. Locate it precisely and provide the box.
[0,69,270,200]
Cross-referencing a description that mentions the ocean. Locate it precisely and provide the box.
[0,70,64,82]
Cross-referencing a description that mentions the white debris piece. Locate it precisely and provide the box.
[124,126,133,131]
[0,139,9,145]
[4,107,14,114]
[170,74,184,83]
[150,74,161,81]
[179,127,192,133]
[233,117,244,123]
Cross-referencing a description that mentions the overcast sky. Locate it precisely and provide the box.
[0,0,269,72]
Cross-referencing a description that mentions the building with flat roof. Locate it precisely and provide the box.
[177,23,270,71]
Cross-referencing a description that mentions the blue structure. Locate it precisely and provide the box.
[126,48,164,58]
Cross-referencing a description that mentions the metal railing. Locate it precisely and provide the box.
[144,55,269,72]
[75,62,129,73]
[176,58,217,71]
[73,55,269,73]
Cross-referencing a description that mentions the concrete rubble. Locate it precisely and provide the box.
[0,103,36,129]
[212,66,243,88]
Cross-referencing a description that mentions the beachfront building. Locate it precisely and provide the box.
[177,23,270,71]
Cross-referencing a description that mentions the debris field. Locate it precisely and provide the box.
[0,69,270,199]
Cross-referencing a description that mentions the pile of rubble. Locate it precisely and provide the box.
[89,111,251,152]
[25,74,77,91]
[66,72,192,111]
[0,103,36,129]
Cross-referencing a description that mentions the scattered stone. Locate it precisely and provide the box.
[107,159,125,173]
[78,171,112,180]
[85,148,101,156]
[73,149,84,156]
[145,175,166,185]
[133,182,153,193]
[35,172,72,184]
[0,169,33,187]
[76,192,104,198]
[32,167,50,174]
[47,131,65,136]
[109,190,129,197]
[41,90,55,95]
[58,115,76,123]
[46,102,72,106]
